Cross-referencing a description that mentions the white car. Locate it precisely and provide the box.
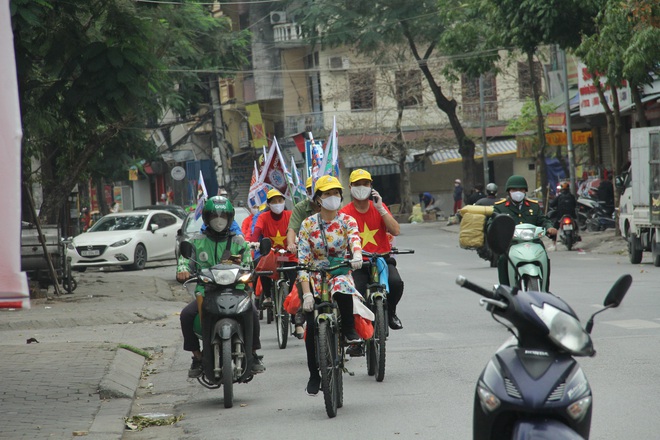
[69,210,183,271]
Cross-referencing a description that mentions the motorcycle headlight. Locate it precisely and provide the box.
[210,268,239,285]
[513,228,536,241]
[237,271,253,284]
[532,303,593,356]
[477,385,501,412]
[110,238,132,247]
[567,396,592,421]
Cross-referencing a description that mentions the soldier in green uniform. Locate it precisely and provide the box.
[492,175,557,286]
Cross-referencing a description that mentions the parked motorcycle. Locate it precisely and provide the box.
[558,215,580,251]
[504,222,550,292]
[179,240,260,409]
[585,201,616,232]
[457,214,632,440]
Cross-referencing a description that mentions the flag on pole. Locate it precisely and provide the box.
[194,170,208,220]
[309,137,324,194]
[290,156,307,204]
[320,116,340,178]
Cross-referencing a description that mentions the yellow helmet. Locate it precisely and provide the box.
[315,175,343,192]
[266,188,284,201]
[349,169,372,183]
[305,176,313,189]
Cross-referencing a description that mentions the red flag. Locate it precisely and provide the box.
[258,137,289,196]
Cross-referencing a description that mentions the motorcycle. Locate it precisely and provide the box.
[457,214,632,440]
[504,222,550,292]
[558,215,580,251]
[179,240,260,409]
[585,201,616,232]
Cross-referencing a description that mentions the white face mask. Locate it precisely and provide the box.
[320,195,342,211]
[350,186,371,200]
[269,202,285,215]
[510,191,526,203]
[209,217,228,232]
[249,207,259,216]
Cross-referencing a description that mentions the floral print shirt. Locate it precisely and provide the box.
[297,212,362,296]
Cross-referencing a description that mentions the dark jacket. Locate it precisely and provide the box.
[493,197,553,229]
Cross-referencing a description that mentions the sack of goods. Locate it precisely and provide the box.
[458,205,494,249]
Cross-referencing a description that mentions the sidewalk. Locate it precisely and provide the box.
[0,265,184,440]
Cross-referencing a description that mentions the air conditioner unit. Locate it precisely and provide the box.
[328,56,350,71]
[151,129,166,147]
[270,11,287,25]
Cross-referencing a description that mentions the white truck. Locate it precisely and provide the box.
[617,126,660,265]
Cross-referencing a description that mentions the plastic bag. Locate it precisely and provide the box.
[354,315,374,340]
[255,251,278,279]
[283,284,301,315]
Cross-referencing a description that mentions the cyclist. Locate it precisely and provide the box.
[176,196,265,378]
[252,189,297,308]
[297,175,367,395]
[286,176,319,253]
[340,169,405,330]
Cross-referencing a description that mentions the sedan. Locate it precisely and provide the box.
[69,210,183,271]
[133,204,188,220]
[175,207,251,259]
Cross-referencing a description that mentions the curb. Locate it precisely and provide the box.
[89,348,145,439]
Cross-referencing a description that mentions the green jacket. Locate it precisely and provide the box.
[287,199,316,234]
[493,197,553,229]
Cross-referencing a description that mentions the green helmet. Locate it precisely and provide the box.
[505,175,528,191]
[202,196,235,233]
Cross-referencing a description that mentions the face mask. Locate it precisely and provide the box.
[249,207,259,216]
[510,191,525,203]
[350,186,371,200]
[320,195,342,211]
[269,202,285,215]
[209,217,228,232]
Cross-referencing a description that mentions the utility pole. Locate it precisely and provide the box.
[560,47,577,194]
[479,74,489,185]
[209,76,230,193]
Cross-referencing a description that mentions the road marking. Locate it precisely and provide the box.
[604,319,660,330]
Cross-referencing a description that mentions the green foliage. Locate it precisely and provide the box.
[504,99,556,135]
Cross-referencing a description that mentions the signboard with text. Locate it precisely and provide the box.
[578,62,631,116]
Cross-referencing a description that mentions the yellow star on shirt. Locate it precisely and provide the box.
[270,230,286,247]
[360,224,379,248]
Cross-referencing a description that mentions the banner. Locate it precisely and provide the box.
[246,103,268,149]
[320,116,340,178]
[193,170,208,220]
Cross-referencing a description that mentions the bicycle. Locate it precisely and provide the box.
[255,249,296,349]
[279,260,352,418]
[362,248,414,382]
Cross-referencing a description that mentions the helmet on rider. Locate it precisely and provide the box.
[560,181,570,192]
[505,175,528,191]
[486,183,498,196]
[202,196,235,234]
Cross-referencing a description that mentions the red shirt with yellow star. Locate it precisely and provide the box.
[254,210,296,261]
[340,201,392,254]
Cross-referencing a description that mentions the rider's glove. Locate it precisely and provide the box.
[302,293,315,312]
[350,252,363,270]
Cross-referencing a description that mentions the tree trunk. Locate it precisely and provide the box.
[632,85,648,128]
[394,106,413,214]
[529,51,549,205]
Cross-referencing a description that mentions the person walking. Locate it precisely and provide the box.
[453,179,463,214]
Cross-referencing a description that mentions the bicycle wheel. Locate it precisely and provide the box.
[317,320,338,418]
[373,297,387,382]
[275,282,289,349]
[221,339,234,408]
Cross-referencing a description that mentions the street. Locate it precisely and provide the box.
[117,223,659,440]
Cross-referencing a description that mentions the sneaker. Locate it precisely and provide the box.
[306,375,321,396]
[346,344,364,357]
[262,297,273,308]
[188,357,203,378]
[251,354,266,374]
[344,328,362,344]
[388,314,403,330]
[294,325,304,340]
[547,244,556,251]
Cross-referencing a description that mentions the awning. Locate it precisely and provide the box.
[429,139,517,165]
[619,92,660,113]
[341,152,416,177]
[547,87,579,112]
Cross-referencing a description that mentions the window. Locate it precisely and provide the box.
[461,73,498,122]
[396,70,422,108]
[349,71,376,111]
[518,61,543,99]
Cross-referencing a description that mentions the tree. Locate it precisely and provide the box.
[290,0,500,195]
[488,0,600,204]
[12,0,249,223]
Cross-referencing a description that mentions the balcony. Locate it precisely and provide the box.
[285,112,325,136]
[272,23,307,48]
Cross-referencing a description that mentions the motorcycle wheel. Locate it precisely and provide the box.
[373,297,387,382]
[565,235,573,251]
[318,320,339,418]
[521,275,541,292]
[586,219,600,232]
[652,240,660,267]
[275,282,289,349]
[629,234,643,264]
[222,339,233,408]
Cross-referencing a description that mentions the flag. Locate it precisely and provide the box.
[194,170,208,220]
[309,134,325,194]
[290,156,307,204]
[320,116,340,178]
[258,137,290,197]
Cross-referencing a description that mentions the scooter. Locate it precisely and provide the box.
[179,241,259,409]
[457,214,632,440]
[505,223,550,292]
[558,215,580,251]
[585,202,616,232]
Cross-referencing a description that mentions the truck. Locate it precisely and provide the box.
[617,126,660,265]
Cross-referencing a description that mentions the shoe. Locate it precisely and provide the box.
[344,328,362,344]
[188,357,203,378]
[547,244,556,251]
[262,297,273,308]
[388,314,403,330]
[294,325,304,339]
[251,354,266,374]
[306,375,321,396]
[346,344,364,357]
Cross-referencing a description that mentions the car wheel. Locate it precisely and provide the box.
[128,244,147,271]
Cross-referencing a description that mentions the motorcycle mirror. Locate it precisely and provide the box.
[179,241,194,259]
[487,214,516,255]
[260,238,272,256]
[603,274,632,308]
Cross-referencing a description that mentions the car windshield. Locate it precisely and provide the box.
[89,215,147,232]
